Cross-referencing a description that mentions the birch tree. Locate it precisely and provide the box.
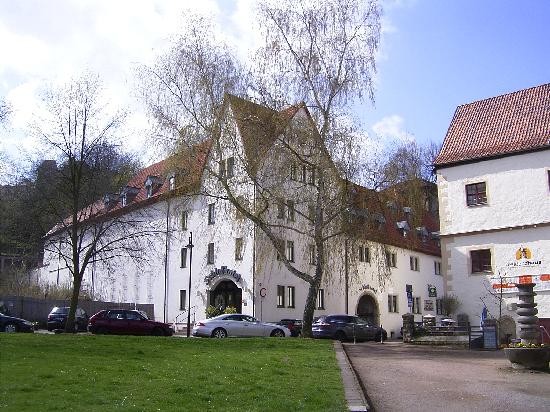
[140,0,382,336]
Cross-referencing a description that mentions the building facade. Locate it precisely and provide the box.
[40,95,444,338]
[435,83,550,340]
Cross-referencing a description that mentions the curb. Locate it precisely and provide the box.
[334,341,370,411]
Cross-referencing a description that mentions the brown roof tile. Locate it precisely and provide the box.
[434,83,550,167]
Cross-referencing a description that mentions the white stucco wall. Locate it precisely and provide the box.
[437,149,550,329]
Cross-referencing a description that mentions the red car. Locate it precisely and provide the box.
[88,309,174,336]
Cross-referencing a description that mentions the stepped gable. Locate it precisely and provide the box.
[435,83,550,167]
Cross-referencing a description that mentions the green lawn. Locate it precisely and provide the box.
[0,334,346,411]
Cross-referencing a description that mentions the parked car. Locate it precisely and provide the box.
[88,309,174,336]
[0,312,34,333]
[277,319,303,337]
[47,307,89,332]
[192,314,291,338]
[312,315,387,342]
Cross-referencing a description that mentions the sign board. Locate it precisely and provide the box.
[483,325,498,350]
[406,284,413,307]
[428,285,437,297]
[424,300,434,311]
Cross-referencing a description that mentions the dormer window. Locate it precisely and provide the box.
[144,175,163,199]
[103,193,118,210]
[169,176,176,191]
[396,220,410,237]
[120,186,139,207]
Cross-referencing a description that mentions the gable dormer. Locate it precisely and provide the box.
[120,186,140,207]
[144,175,163,198]
[103,193,118,210]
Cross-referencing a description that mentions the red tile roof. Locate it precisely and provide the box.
[434,83,550,167]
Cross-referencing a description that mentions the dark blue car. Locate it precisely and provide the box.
[312,314,387,342]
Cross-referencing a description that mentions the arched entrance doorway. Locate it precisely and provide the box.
[209,280,242,313]
[356,294,379,325]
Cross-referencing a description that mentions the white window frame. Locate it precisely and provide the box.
[179,290,187,311]
[277,285,285,308]
[286,240,295,262]
[287,286,295,308]
[410,256,419,271]
[180,247,187,268]
[388,295,398,313]
[208,203,215,225]
[316,288,325,310]
[181,211,188,230]
[207,243,215,264]
[235,238,243,261]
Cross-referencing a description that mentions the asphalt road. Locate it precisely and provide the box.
[344,341,550,412]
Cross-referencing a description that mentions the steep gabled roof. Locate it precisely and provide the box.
[227,94,304,173]
[434,83,550,168]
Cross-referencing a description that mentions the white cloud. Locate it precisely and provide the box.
[371,114,415,144]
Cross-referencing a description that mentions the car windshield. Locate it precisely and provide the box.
[52,307,69,314]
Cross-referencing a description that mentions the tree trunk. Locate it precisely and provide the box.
[302,282,318,338]
[65,273,82,333]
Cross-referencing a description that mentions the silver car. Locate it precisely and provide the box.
[192,314,290,338]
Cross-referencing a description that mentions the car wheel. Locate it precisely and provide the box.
[4,323,17,333]
[270,329,285,337]
[151,328,164,336]
[211,328,227,338]
[334,330,347,342]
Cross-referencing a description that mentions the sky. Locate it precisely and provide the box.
[1,0,549,182]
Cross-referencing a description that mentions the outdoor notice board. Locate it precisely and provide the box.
[483,325,498,349]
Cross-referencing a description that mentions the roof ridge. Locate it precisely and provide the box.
[456,82,550,109]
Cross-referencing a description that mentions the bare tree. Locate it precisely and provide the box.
[0,98,11,126]
[33,74,160,332]
[139,0,382,336]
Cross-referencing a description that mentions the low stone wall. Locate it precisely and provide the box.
[409,335,470,347]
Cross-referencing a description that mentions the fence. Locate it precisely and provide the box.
[411,321,498,350]
[0,295,154,327]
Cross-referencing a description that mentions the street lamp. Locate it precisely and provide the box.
[186,231,194,337]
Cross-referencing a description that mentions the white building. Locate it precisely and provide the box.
[41,95,444,338]
[434,83,550,340]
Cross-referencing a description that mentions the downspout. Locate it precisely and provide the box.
[252,183,257,318]
[345,238,349,314]
[163,199,171,323]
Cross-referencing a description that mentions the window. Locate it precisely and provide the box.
[471,249,492,273]
[277,201,285,219]
[316,289,325,310]
[386,252,397,268]
[412,297,421,314]
[277,285,285,308]
[359,246,370,263]
[290,163,297,181]
[208,203,215,225]
[146,185,153,198]
[300,165,307,182]
[434,261,442,276]
[235,238,243,261]
[286,241,295,262]
[179,290,187,311]
[409,256,419,271]
[181,211,188,230]
[226,157,234,178]
[308,166,316,185]
[207,243,215,264]
[466,182,487,206]
[308,204,315,224]
[180,247,187,268]
[275,238,284,261]
[287,200,295,221]
[308,244,316,265]
[388,295,398,313]
[169,176,176,190]
[436,298,444,315]
[219,159,226,178]
[287,286,295,308]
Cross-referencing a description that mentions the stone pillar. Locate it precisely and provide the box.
[402,313,414,343]
[516,282,540,345]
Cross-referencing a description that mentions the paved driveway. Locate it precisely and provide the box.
[344,342,550,412]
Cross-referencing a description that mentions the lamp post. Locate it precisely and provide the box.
[186,232,194,337]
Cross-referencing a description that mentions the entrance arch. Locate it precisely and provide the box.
[356,294,379,325]
[209,280,242,313]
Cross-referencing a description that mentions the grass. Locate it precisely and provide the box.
[0,334,346,411]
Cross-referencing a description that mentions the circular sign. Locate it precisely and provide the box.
[259,287,267,298]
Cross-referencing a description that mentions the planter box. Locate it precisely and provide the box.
[504,347,550,371]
